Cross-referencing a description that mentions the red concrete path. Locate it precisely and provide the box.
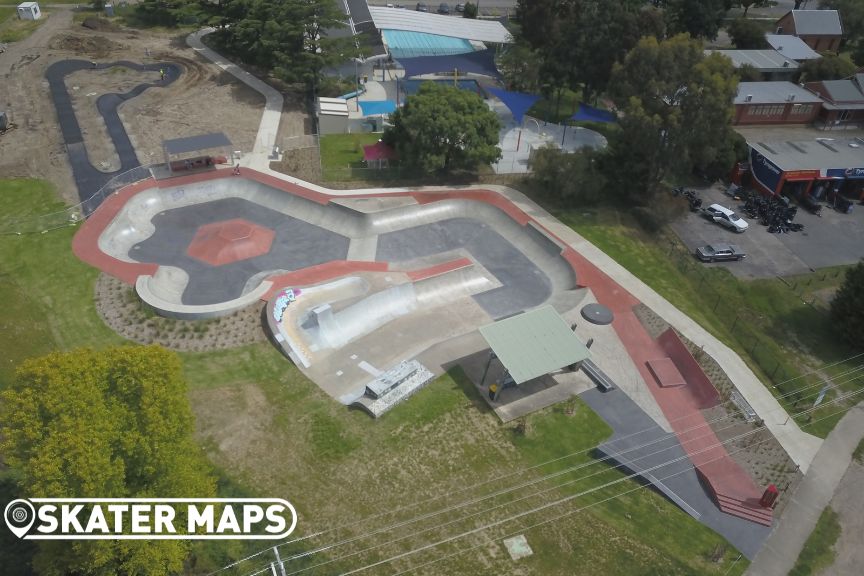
[565,246,770,523]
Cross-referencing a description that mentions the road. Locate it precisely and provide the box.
[365,0,517,16]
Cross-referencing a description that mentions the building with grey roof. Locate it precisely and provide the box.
[764,34,821,61]
[804,75,864,128]
[774,9,843,52]
[733,82,822,125]
[707,49,798,80]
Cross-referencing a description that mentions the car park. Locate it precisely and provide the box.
[694,244,747,262]
[702,203,749,233]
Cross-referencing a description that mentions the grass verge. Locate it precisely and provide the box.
[853,437,864,466]
[319,133,385,182]
[0,7,44,42]
[789,506,841,576]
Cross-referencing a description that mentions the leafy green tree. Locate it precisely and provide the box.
[799,53,858,82]
[737,63,763,81]
[831,261,864,349]
[497,43,543,93]
[529,146,608,205]
[0,346,215,576]
[91,0,106,10]
[383,83,501,172]
[608,35,738,199]
[728,18,769,49]
[821,0,864,49]
[665,0,728,39]
[462,1,477,18]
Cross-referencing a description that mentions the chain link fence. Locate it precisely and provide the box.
[0,165,153,236]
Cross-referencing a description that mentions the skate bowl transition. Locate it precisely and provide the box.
[73,168,590,413]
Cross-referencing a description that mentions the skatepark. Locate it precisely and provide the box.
[43,25,824,564]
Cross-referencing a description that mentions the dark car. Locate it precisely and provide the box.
[416,2,428,11]
[438,2,450,13]
[694,243,747,262]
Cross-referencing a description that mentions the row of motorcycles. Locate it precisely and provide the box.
[672,186,703,212]
[736,189,805,234]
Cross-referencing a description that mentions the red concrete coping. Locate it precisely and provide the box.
[646,358,687,388]
[186,218,275,267]
[405,257,473,281]
[262,261,390,299]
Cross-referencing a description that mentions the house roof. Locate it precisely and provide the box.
[479,306,590,385]
[162,133,232,156]
[708,49,798,72]
[750,138,864,171]
[368,6,512,44]
[317,97,349,117]
[765,34,821,60]
[735,82,822,105]
[790,9,842,36]
[818,80,864,104]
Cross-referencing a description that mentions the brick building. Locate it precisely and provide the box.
[774,10,843,53]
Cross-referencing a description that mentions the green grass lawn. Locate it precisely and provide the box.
[789,507,841,576]
[319,132,384,181]
[0,7,45,42]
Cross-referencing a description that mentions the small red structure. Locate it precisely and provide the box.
[760,484,780,508]
[362,141,397,169]
[187,219,275,266]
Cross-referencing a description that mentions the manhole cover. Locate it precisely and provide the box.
[581,303,613,325]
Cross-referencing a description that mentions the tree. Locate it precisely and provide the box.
[462,1,477,18]
[821,0,864,57]
[608,35,739,200]
[798,53,858,82]
[497,43,543,93]
[383,82,501,172]
[831,261,864,348]
[734,1,775,17]
[728,18,769,49]
[0,346,215,576]
[737,63,764,81]
[528,146,608,205]
[665,0,728,39]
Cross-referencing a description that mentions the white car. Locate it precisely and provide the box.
[702,203,749,233]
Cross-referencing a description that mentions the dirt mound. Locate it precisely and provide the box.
[81,17,121,32]
[51,34,126,58]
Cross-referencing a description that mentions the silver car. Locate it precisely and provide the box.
[694,243,747,262]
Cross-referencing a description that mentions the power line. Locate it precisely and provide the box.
[216,358,864,576]
[346,398,864,576]
[248,388,864,576]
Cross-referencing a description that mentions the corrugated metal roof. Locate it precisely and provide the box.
[369,6,512,44]
[735,82,822,105]
[750,139,864,171]
[708,49,798,72]
[765,34,821,60]
[162,132,232,156]
[479,306,590,385]
[820,80,864,103]
[791,10,842,36]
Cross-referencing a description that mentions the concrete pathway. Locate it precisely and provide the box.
[186,28,283,156]
[745,402,864,576]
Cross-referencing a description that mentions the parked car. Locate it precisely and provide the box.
[694,244,747,262]
[416,2,428,11]
[438,2,450,13]
[455,2,465,11]
[702,203,749,233]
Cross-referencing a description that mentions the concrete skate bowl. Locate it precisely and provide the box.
[73,169,585,326]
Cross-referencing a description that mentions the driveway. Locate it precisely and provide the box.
[671,185,864,279]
